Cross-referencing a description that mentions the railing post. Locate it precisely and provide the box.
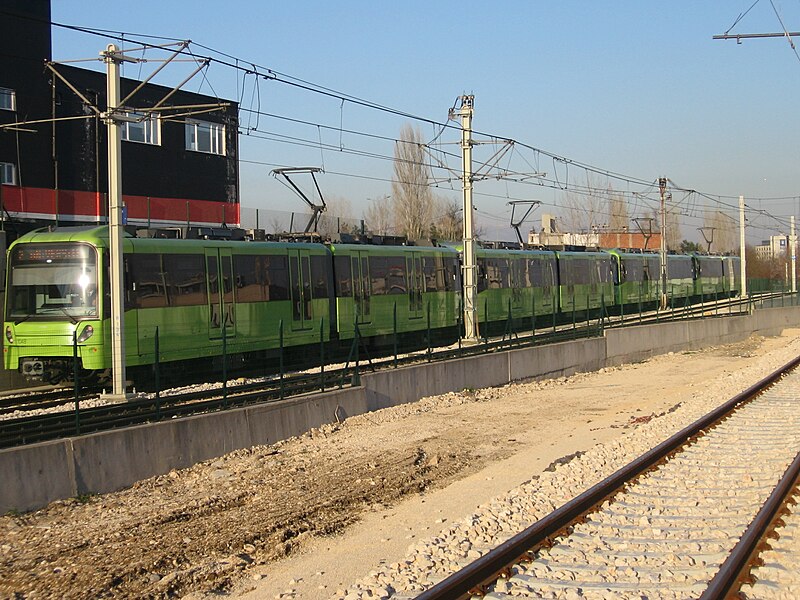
[73,330,80,435]
[572,287,576,330]
[393,301,398,368]
[279,320,284,399]
[319,318,325,392]
[531,291,536,343]
[585,292,590,330]
[427,301,432,360]
[552,290,557,333]
[353,321,361,386]
[222,324,228,408]
[484,298,489,342]
[638,280,643,324]
[600,290,605,329]
[155,326,161,419]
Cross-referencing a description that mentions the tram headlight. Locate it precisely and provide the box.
[77,325,94,343]
[5,326,12,344]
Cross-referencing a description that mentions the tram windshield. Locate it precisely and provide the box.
[6,243,99,321]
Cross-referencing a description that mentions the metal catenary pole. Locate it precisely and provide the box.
[740,195,748,298]
[102,44,131,399]
[659,177,668,310]
[453,95,478,341]
[791,215,797,294]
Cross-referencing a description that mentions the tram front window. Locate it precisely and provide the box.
[7,243,99,321]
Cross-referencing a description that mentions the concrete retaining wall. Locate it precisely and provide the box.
[2,305,799,513]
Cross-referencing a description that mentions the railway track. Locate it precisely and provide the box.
[411,355,800,600]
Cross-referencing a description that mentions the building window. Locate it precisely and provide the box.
[120,112,160,145]
[0,162,17,185]
[185,119,225,155]
[0,88,15,111]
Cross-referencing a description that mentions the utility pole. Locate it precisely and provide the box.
[40,42,223,397]
[791,215,797,293]
[103,44,134,399]
[659,177,668,309]
[739,195,747,297]
[451,96,478,340]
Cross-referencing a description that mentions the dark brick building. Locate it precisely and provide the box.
[0,0,239,237]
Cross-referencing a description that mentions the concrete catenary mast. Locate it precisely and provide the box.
[451,96,478,340]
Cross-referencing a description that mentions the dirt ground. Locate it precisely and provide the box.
[1,331,797,600]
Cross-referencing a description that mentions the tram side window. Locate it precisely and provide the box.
[334,255,352,296]
[163,254,207,307]
[443,257,459,292]
[598,259,614,284]
[128,254,167,308]
[511,257,526,288]
[265,254,289,300]
[422,256,440,292]
[671,258,693,279]
[233,255,262,302]
[486,258,510,289]
[702,259,723,277]
[369,256,388,296]
[477,257,488,293]
[386,255,406,294]
[624,259,643,283]
[528,259,543,287]
[562,259,590,286]
[310,255,330,299]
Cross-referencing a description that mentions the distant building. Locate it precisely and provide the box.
[0,0,239,239]
[754,235,789,260]
[528,214,662,250]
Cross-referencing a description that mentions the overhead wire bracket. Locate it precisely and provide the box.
[507,200,540,246]
[270,167,326,233]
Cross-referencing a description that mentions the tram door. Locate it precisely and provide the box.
[351,252,371,325]
[205,248,236,340]
[289,250,313,331]
[406,253,423,320]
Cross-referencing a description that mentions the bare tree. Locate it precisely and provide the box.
[392,124,434,240]
[701,209,736,253]
[317,195,356,237]
[560,174,606,233]
[609,190,629,231]
[665,204,682,251]
[430,196,462,241]
[364,195,394,235]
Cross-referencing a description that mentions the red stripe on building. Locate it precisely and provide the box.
[0,186,240,227]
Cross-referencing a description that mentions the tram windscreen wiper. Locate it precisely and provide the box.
[55,305,78,324]
[13,313,33,325]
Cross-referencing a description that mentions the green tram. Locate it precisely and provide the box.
[3,227,462,383]
[328,243,461,350]
[607,250,661,309]
[474,248,557,336]
[4,227,335,381]
[665,254,695,303]
[691,254,726,299]
[554,251,615,317]
[3,226,744,384]
[722,255,742,297]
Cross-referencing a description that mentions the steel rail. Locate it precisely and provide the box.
[414,354,800,600]
[699,449,800,599]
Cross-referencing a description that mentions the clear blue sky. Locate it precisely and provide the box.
[49,1,800,243]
